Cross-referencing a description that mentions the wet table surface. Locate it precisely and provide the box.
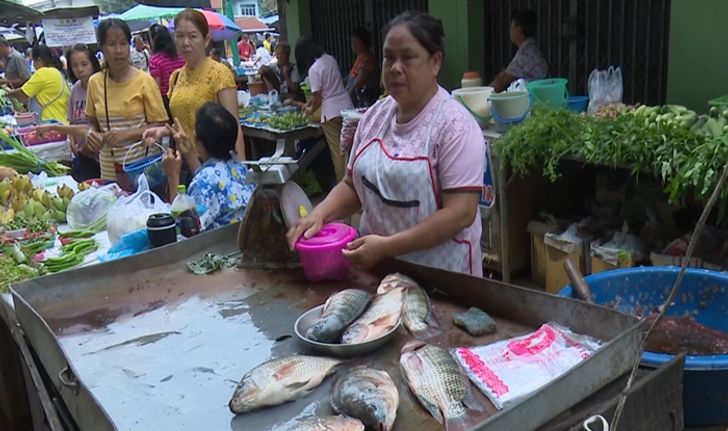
[41,266,535,431]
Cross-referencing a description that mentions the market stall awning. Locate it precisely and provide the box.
[234,16,271,33]
[119,4,182,22]
[136,0,211,8]
[168,9,240,41]
[0,0,43,26]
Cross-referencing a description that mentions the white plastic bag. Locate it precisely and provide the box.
[587,66,623,113]
[67,184,120,232]
[452,322,603,409]
[107,175,170,245]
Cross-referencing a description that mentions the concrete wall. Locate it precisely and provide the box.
[284,0,310,53]
[667,0,728,112]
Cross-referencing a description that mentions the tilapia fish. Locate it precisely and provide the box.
[377,273,440,339]
[400,342,483,431]
[229,355,341,414]
[286,415,365,431]
[306,289,372,343]
[331,367,399,431]
[341,286,405,344]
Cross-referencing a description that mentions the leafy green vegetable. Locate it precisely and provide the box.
[493,107,724,207]
[0,128,69,176]
[0,254,41,292]
[187,252,238,275]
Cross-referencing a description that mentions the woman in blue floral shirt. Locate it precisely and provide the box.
[161,102,254,229]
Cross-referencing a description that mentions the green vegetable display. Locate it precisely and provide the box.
[42,251,85,273]
[0,128,69,176]
[0,255,40,292]
[494,106,728,211]
[266,112,309,131]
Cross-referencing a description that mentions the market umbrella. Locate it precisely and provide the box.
[119,4,182,22]
[168,9,241,41]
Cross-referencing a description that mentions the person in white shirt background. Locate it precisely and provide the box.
[130,35,150,72]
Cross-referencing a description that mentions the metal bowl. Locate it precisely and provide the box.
[294,304,400,357]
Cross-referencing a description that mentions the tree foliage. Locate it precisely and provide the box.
[260,0,277,17]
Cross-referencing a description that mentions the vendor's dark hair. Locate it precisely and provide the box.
[97,18,131,47]
[351,27,371,48]
[383,11,444,59]
[195,102,238,161]
[175,9,209,38]
[295,36,324,76]
[152,26,177,57]
[65,44,101,83]
[31,45,64,73]
[511,9,537,38]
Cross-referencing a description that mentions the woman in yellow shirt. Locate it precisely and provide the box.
[143,9,245,161]
[7,45,69,123]
[85,19,168,184]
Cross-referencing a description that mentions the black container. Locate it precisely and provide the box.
[146,213,177,248]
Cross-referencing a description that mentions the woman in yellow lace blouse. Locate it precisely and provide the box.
[143,9,245,160]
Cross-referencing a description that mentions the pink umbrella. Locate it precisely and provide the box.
[168,9,241,41]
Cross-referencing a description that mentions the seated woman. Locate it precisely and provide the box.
[161,102,255,229]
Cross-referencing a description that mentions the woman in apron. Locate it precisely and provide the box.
[287,11,486,277]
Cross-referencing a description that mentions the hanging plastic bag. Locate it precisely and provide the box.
[587,66,623,113]
[67,183,121,232]
[340,108,367,155]
[106,174,170,245]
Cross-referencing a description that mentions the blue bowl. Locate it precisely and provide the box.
[567,96,589,113]
[559,266,728,426]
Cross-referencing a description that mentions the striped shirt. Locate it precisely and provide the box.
[149,53,185,96]
[86,69,168,180]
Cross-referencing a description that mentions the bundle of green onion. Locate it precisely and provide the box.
[0,128,68,176]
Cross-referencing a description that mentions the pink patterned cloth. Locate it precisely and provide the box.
[348,86,486,193]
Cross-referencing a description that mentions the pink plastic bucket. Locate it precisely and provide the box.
[295,222,357,282]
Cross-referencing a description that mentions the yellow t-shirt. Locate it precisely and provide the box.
[21,67,70,123]
[86,69,168,180]
[263,39,272,53]
[168,57,236,148]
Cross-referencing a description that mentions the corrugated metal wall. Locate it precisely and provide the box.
[484,0,671,105]
[310,0,428,75]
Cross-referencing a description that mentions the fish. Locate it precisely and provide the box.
[341,286,405,344]
[285,415,365,431]
[399,341,483,431]
[306,289,372,343]
[331,367,399,431]
[228,355,342,414]
[377,273,440,339]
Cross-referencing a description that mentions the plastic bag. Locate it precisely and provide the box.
[587,66,623,113]
[591,222,648,265]
[67,184,120,232]
[98,228,150,262]
[453,322,603,410]
[340,108,367,155]
[107,174,170,245]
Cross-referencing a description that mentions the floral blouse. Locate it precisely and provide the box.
[189,158,255,229]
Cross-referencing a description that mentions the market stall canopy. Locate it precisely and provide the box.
[43,6,99,19]
[119,4,182,21]
[0,0,44,26]
[168,9,241,41]
[136,0,211,8]
[99,13,153,33]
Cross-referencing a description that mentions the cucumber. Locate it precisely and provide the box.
[722,109,728,120]
[706,117,723,138]
[667,104,689,115]
[710,106,721,118]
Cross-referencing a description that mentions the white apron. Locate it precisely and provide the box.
[351,99,481,276]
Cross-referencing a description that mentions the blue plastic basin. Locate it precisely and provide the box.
[559,266,728,426]
[567,95,589,113]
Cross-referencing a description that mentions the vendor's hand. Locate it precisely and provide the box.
[103,129,128,148]
[341,235,391,269]
[142,126,168,147]
[165,118,195,155]
[34,124,56,138]
[86,130,104,152]
[286,213,325,251]
[302,103,314,115]
[161,148,182,179]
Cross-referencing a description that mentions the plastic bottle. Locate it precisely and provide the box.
[461,71,483,88]
[170,184,201,237]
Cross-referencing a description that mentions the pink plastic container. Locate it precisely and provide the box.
[295,222,357,282]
